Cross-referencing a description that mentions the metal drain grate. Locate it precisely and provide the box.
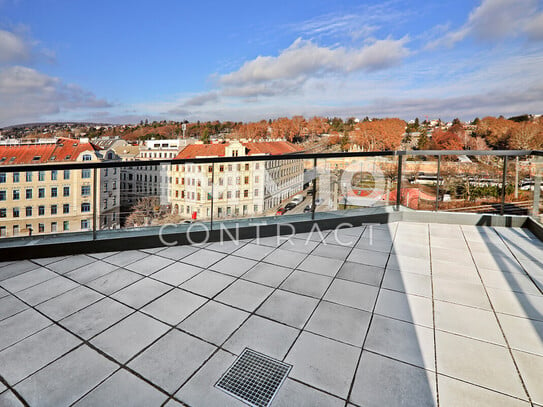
[215,348,292,407]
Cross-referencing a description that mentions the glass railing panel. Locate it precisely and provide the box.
[502,155,537,216]
[402,154,439,211]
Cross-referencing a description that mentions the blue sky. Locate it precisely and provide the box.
[1,0,542,126]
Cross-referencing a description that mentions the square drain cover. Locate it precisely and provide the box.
[216,348,292,407]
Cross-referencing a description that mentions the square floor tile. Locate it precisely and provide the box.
[285,331,360,399]
[16,276,79,306]
[47,255,96,274]
[387,254,431,275]
[180,270,235,298]
[0,261,41,282]
[0,325,80,385]
[15,345,116,407]
[125,255,174,276]
[323,279,378,311]
[0,296,28,321]
[129,330,215,393]
[513,350,543,405]
[498,313,543,357]
[242,263,293,288]
[433,279,491,310]
[141,288,207,325]
[60,297,133,340]
[86,268,143,295]
[181,249,227,269]
[312,243,352,260]
[272,378,344,407]
[91,312,169,363]
[350,351,437,407]
[232,243,275,261]
[179,301,249,345]
[306,301,371,346]
[73,369,167,407]
[279,270,332,298]
[262,248,307,269]
[364,314,435,369]
[152,263,203,286]
[36,286,104,321]
[487,288,543,322]
[158,245,199,261]
[298,255,344,277]
[374,289,434,328]
[215,279,273,312]
[104,250,149,268]
[382,268,432,297]
[257,289,319,329]
[65,261,119,284]
[223,315,299,360]
[111,278,171,309]
[0,309,51,351]
[1,267,57,292]
[206,240,248,254]
[347,248,389,268]
[209,255,257,277]
[281,238,319,254]
[355,236,393,253]
[336,262,384,286]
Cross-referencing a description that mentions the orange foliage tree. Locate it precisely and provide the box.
[351,118,406,151]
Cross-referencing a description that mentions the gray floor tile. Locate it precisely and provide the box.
[111,278,171,309]
[180,269,235,298]
[179,301,249,345]
[257,289,319,329]
[175,350,246,407]
[104,250,149,268]
[279,270,332,298]
[209,255,257,277]
[435,330,526,399]
[355,236,393,253]
[129,330,215,393]
[0,309,51,351]
[0,267,57,292]
[60,297,134,340]
[312,243,352,260]
[433,279,491,310]
[73,369,167,407]
[215,279,273,312]
[387,254,431,275]
[347,248,389,268]
[46,255,96,274]
[487,287,543,322]
[141,288,207,325]
[242,263,293,288]
[323,229,359,246]
[513,350,543,405]
[206,240,248,254]
[435,300,505,345]
[364,314,435,369]
[232,243,275,261]
[0,325,80,385]
[432,259,480,283]
[36,286,104,321]
[125,255,175,276]
[181,249,227,268]
[0,261,41,282]
[336,262,384,286]
[65,261,119,284]
[224,315,299,359]
[438,374,529,407]
[479,267,542,296]
[0,286,9,299]
[350,351,437,407]
[281,238,319,254]
[392,241,430,259]
[382,268,432,297]
[158,245,199,260]
[15,345,117,407]
[152,262,203,286]
[140,246,166,254]
[91,312,169,363]
[16,276,79,306]
[272,378,344,407]
[285,331,360,399]
[324,279,379,311]
[498,313,543,357]
[0,296,27,321]
[262,248,307,268]
[374,288,434,328]
[298,255,344,277]
[88,251,119,260]
[0,391,24,407]
[86,268,143,295]
[306,301,371,346]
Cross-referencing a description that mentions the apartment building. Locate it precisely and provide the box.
[170,140,303,220]
[0,138,120,238]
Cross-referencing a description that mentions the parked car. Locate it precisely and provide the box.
[285,202,297,211]
[290,194,304,205]
[303,204,312,213]
[276,207,287,215]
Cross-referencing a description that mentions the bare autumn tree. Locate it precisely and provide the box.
[351,119,406,151]
[126,197,163,227]
[509,121,543,149]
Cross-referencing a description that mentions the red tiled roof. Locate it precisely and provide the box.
[0,138,97,165]
[175,141,301,159]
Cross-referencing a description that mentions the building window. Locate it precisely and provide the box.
[244,190,249,198]
[38,171,45,181]
[254,189,259,197]
[63,204,70,214]
[38,206,45,216]
[82,154,92,161]
[51,222,57,233]
[0,226,5,237]
[63,221,69,231]
[38,188,45,198]
[104,168,108,176]
[12,190,19,200]
[81,203,91,212]
[245,164,249,171]
[236,191,240,198]
[82,169,91,179]
[13,172,19,182]
[25,189,32,199]
[13,225,19,236]
[0,208,5,217]
[51,170,58,181]
[103,183,108,192]
[113,181,117,190]
[227,191,232,199]
[26,206,32,217]
[81,220,90,229]
[38,223,45,233]
[51,187,58,197]
[64,170,70,180]
[255,176,259,183]
[0,173,5,183]
[0,190,5,201]
[244,176,249,184]
[51,205,57,215]
[63,186,70,197]
[81,185,91,196]
[13,207,19,217]
[26,172,32,182]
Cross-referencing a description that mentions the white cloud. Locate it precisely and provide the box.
[525,13,543,41]
[0,66,111,125]
[0,29,29,63]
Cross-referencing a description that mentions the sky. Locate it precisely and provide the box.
[1,0,543,126]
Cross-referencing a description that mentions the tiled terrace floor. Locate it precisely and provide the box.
[1,221,543,407]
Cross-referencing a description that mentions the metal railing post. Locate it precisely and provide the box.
[533,156,542,218]
[435,155,441,211]
[500,156,508,216]
[396,154,403,211]
[92,167,97,240]
[210,162,214,231]
[311,158,317,220]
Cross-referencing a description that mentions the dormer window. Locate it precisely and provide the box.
[65,155,71,160]
[82,154,92,161]
[232,150,239,157]
[32,156,41,161]
[50,156,56,161]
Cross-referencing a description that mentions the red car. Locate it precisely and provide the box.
[276,207,287,215]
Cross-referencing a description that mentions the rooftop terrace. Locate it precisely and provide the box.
[1,220,543,406]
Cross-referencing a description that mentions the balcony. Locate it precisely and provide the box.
[1,150,543,406]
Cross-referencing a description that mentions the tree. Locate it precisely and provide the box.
[340,131,350,151]
[351,118,406,151]
[201,128,210,144]
[417,129,429,149]
[430,129,463,150]
[125,197,163,227]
